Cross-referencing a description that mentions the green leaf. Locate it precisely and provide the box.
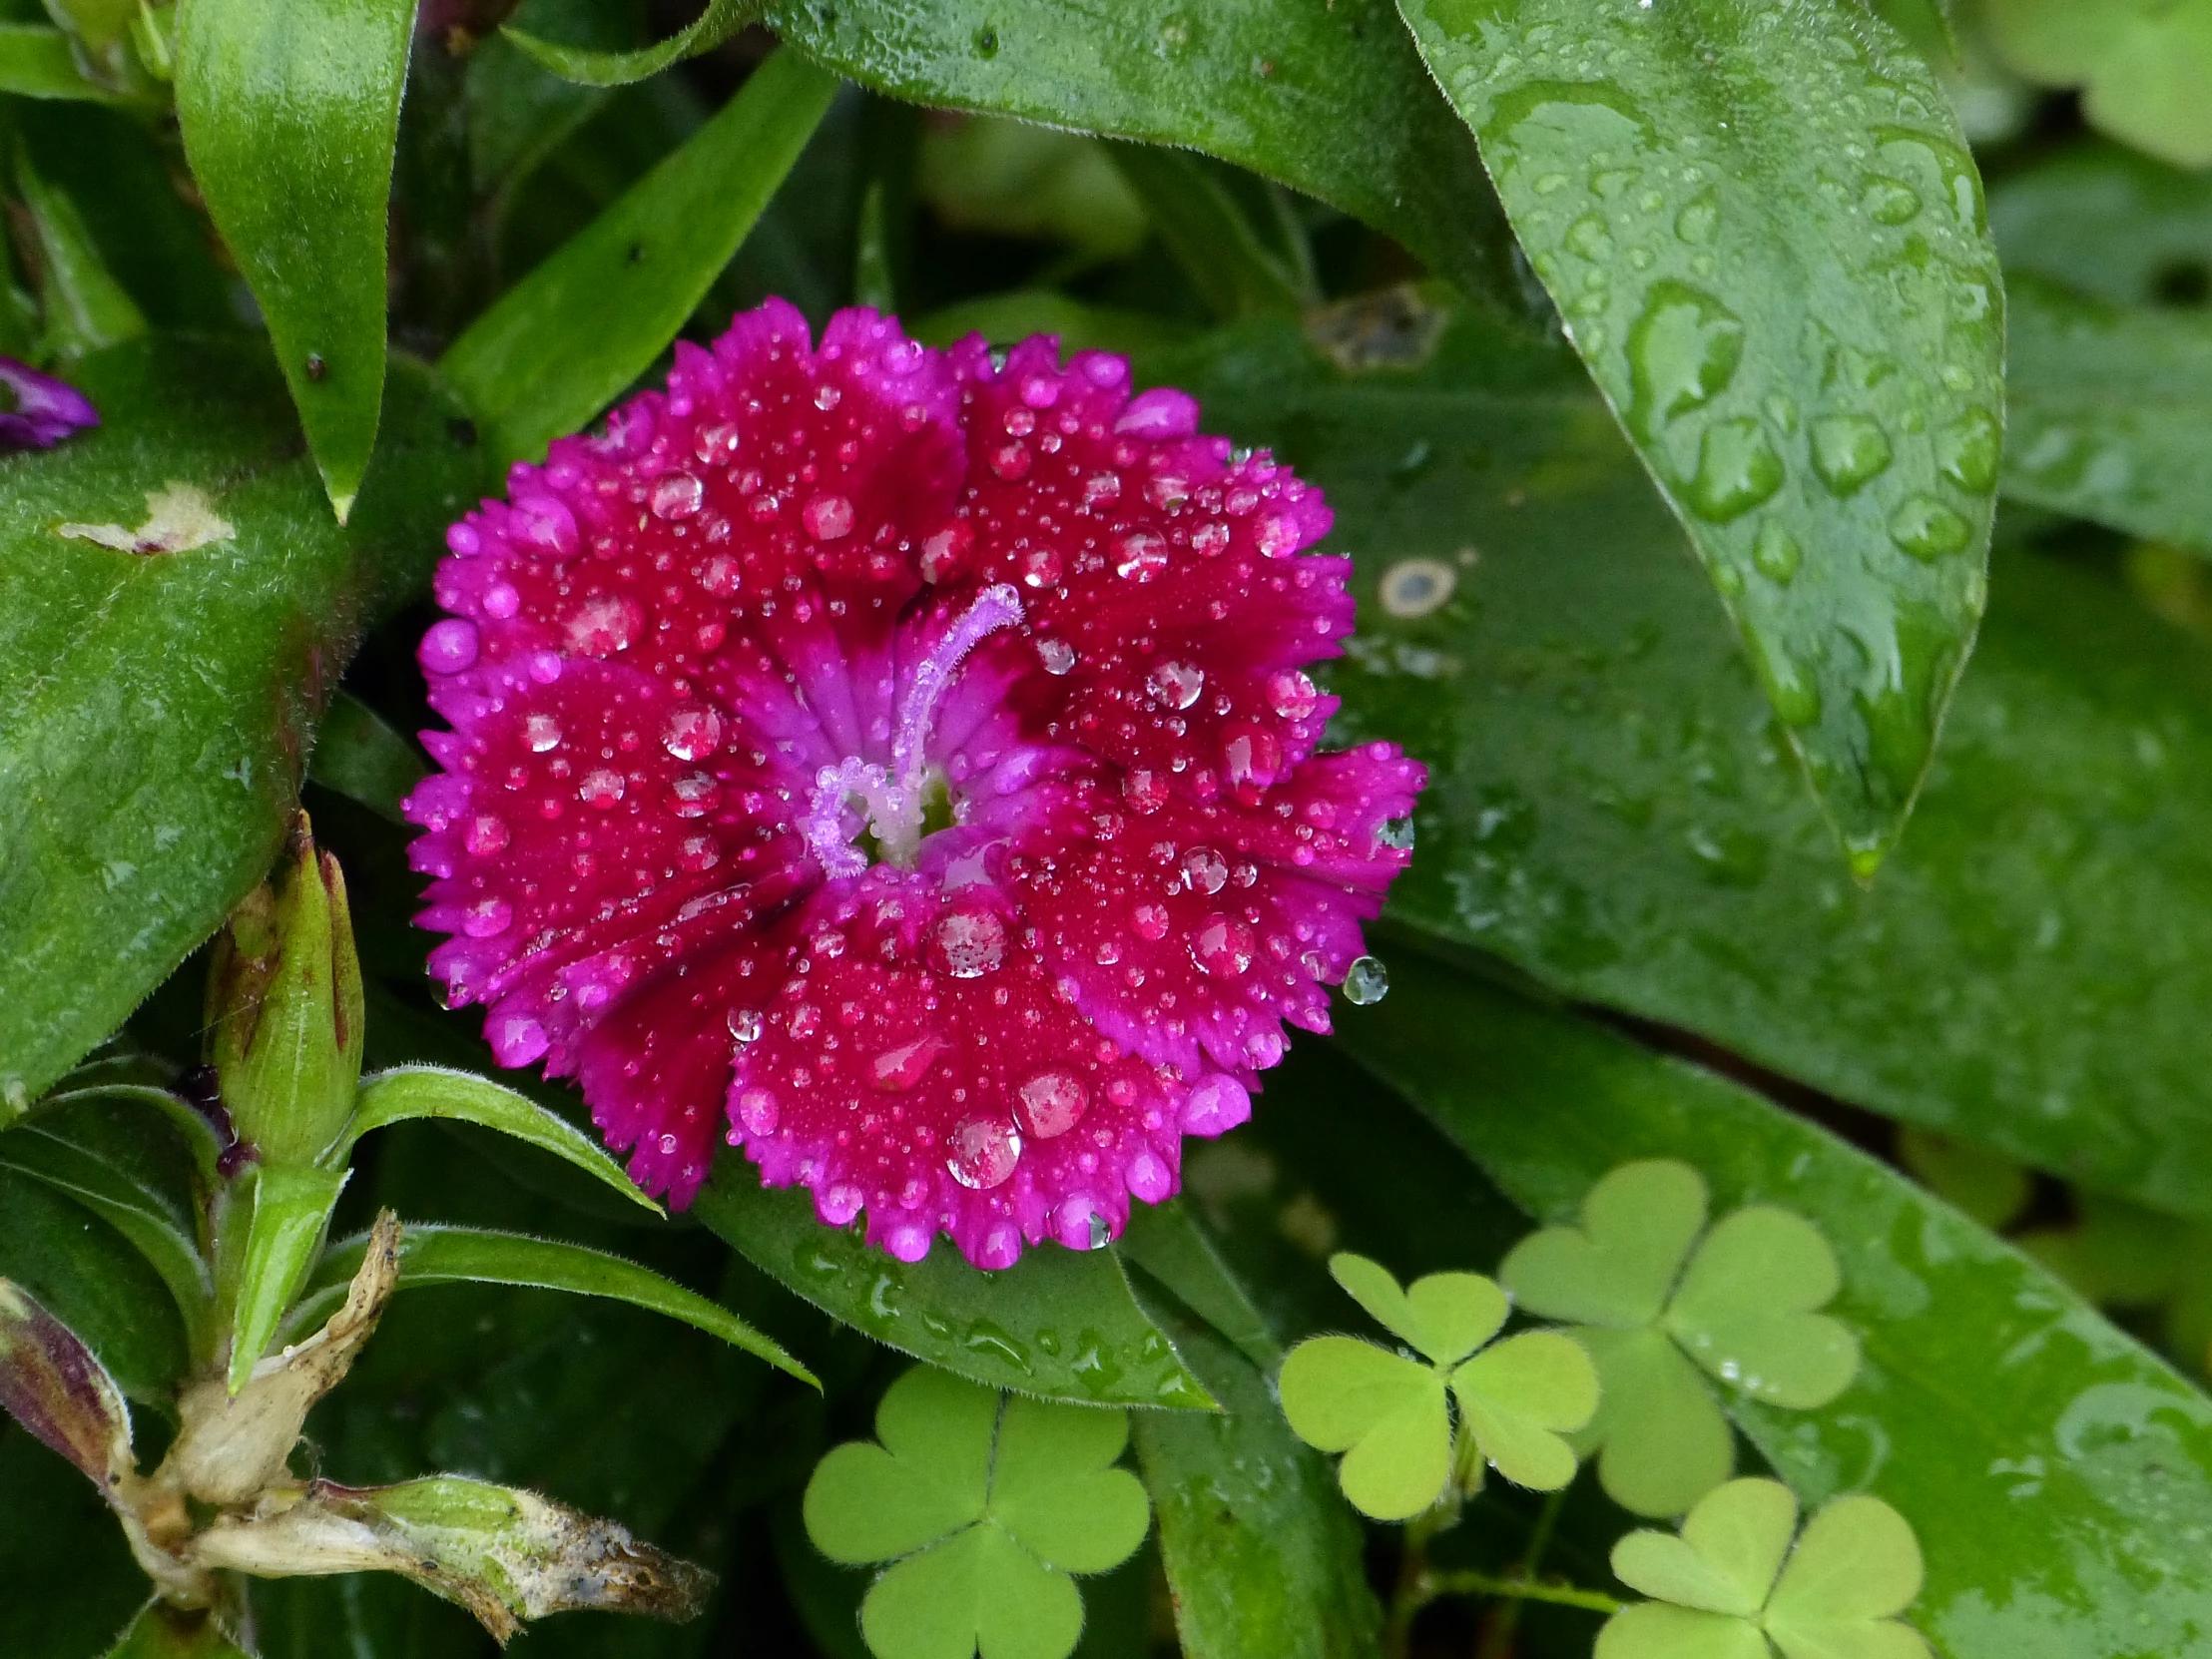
[341,1066,663,1216]
[441,48,837,468]
[761,0,1502,298]
[1142,297,2212,1221]
[910,290,1189,357]
[693,1157,1214,1408]
[0,1166,185,1394]
[1573,1327,1739,1528]
[805,1367,1150,1659]
[298,1223,817,1385]
[0,336,479,1109]
[504,0,753,87]
[0,24,115,99]
[1666,1209,1859,1410]
[1894,1128,2029,1233]
[1603,1479,1931,1659]
[0,1427,148,1659]
[1498,1161,1708,1330]
[0,1122,212,1356]
[916,116,1145,265]
[14,141,146,357]
[1985,0,2212,168]
[1277,1336,1448,1522]
[175,0,416,518]
[226,1160,347,1392]
[1104,144,1311,320]
[1337,953,2212,1659]
[1987,138,2212,309]
[305,691,424,824]
[1129,1314,1383,1659]
[1328,1252,1504,1367]
[1117,1200,1281,1372]
[1447,1329,1597,1491]
[2002,274,2212,552]
[1396,0,2004,868]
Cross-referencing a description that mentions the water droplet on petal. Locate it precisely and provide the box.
[871,1034,947,1091]
[1037,638,1077,675]
[526,714,564,753]
[1115,531,1169,581]
[579,768,625,809]
[419,619,479,674]
[1147,660,1204,709]
[651,472,704,520]
[1268,670,1320,719]
[735,1085,778,1135]
[1192,913,1256,977]
[1342,955,1389,1004]
[1015,1069,1089,1139]
[664,706,724,761]
[803,493,854,540]
[1221,722,1283,787]
[565,593,644,656]
[920,520,974,583]
[463,814,510,855]
[729,1007,764,1044]
[1126,1150,1172,1204]
[1182,1075,1251,1135]
[1180,847,1228,895]
[1377,816,1416,852]
[1122,769,1168,813]
[462,897,513,938]
[931,908,1006,978]
[947,1116,1021,1188]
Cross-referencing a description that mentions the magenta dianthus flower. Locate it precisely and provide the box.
[0,356,97,450]
[403,300,1423,1268]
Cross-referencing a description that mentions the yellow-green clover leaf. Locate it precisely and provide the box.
[1597,1477,1932,1659]
[803,1366,1151,1659]
[1277,1252,1597,1521]
[1986,0,2212,169]
[1499,1162,1860,1518]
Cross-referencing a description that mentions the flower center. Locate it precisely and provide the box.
[803,583,1023,875]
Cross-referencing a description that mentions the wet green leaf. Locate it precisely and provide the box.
[1142,297,2212,1221]
[1984,0,2212,168]
[341,1066,663,1216]
[1338,953,2212,1659]
[694,1157,1214,1409]
[176,0,417,517]
[761,0,1500,297]
[298,1223,816,1385]
[1128,1310,1382,1659]
[1398,0,2004,867]
[442,48,836,467]
[1277,1253,1593,1518]
[306,691,425,825]
[1599,1479,1931,1659]
[2002,275,2212,552]
[805,1366,1150,1659]
[1118,1200,1280,1373]
[1104,144,1311,320]
[1988,139,2212,309]
[0,336,479,1108]
[504,0,752,87]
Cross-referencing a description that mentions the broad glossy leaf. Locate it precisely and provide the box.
[176,0,416,517]
[1337,953,2212,1659]
[1398,0,2005,867]
[306,690,425,824]
[1987,139,2212,309]
[299,1223,816,1384]
[761,0,1500,296]
[2002,275,2212,551]
[505,0,751,87]
[1143,299,2212,1218]
[1129,1312,1383,1659]
[442,48,837,467]
[694,1156,1214,1408]
[0,337,479,1107]
[342,1065,663,1215]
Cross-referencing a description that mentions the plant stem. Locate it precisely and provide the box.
[1423,1569,1623,1617]
[1475,1486,1570,1659]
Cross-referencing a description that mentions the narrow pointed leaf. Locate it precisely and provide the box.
[695,1157,1214,1408]
[0,25,118,100]
[0,338,479,1108]
[15,144,146,357]
[176,0,415,517]
[306,690,424,824]
[227,1161,348,1392]
[0,1167,186,1393]
[1105,145,1310,320]
[0,1126,211,1351]
[762,0,1500,297]
[342,1066,662,1215]
[299,1223,817,1386]
[1119,1200,1281,1371]
[504,0,753,87]
[1397,0,2004,866]
[1338,953,2212,1659]
[442,48,837,467]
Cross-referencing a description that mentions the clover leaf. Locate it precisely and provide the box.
[1278,1252,1597,1521]
[1500,1161,1860,1518]
[1597,1477,1932,1659]
[1986,0,2212,169]
[803,1366,1151,1659]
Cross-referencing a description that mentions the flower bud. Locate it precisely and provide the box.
[204,815,364,1166]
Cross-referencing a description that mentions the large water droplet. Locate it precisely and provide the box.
[1936,406,2001,493]
[1037,638,1077,676]
[803,494,854,540]
[579,768,625,809]
[872,1034,947,1092]
[419,619,479,674]
[651,472,704,520]
[1752,522,1802,584]
[1221,722,1283,788]
[1810,414,1893,494]
[1342,955,1388,1004]
[1147,660,1204,709]
[1192,913,1256,977]
[1269,669,1320,720]
[931,908,1006,978]
[728,1007,764,1044]
[1889,495,1972,560]
[1115,531,1169,582]
[1627,280,1745,434]
[663,706,723,761]
[1747,631,1821,729]
[564,593,643,657]
[462,896,513,938]
[526,713,563,753]
[463,814,509,855]
[1180,846,1229,895]
[1681,418,1784,522]
[1861,178,1921,225]
[736,1085,778,1134]
[947,1116,1021,1189]
[1015,1069,1089,1140]
[1377,815,1415,851]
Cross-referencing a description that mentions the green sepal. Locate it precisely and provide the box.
[223,1160,347,1394]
